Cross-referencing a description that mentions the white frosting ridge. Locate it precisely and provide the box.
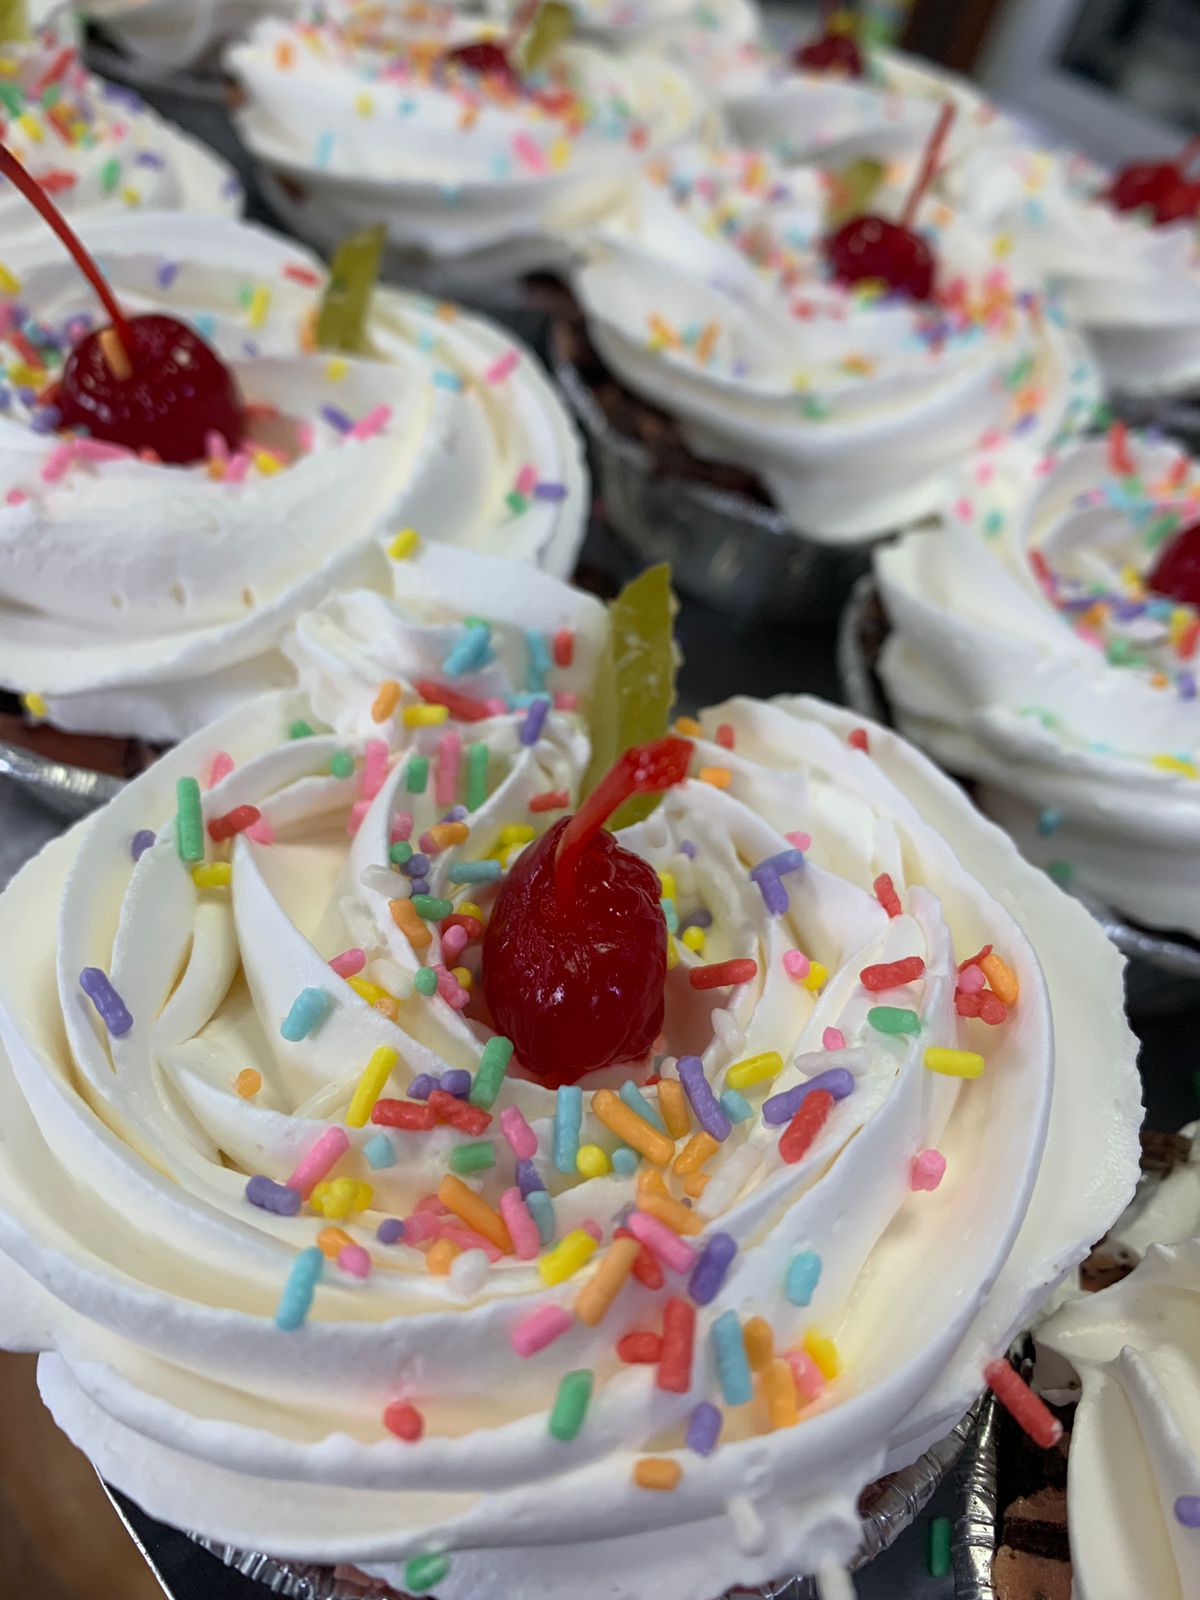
[0,544,1140,1597]
[0,211,587,741]
[876,431,1200,937]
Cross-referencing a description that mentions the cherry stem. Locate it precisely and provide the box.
[1178,135,1200,177]
[901,101,956,229]
[508,0,543,53]
[0,138,135,363]
[554,735,693,907]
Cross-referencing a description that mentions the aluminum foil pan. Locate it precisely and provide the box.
[838,573,1200,1012]
[952,1392,999,1600]
[0,738,123,819]
[553,352,871,625]
[183,1400,981,1600]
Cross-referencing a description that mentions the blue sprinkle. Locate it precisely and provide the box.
[276,1247,324,1331]
[619,1079,668,1135]
[611,1146,639,1176]
[711,1309,753,1405]
[1037,807,1064,836]
[786,1250,822,1307]
[315,131,334,167]
[280,987,333,1041]
[447,860,502,884]
[364,1133,396,1170]
[553,1084,582,1174]
[443,622,491,677]
[526,1188,556,1245]
[719,1088,753,1124]
[525,629,552,694]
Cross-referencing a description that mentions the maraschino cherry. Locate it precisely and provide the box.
[823,100,955,302]
[443,0,544,89]
[0,141,243,465]
[1146,522,1200,608]
[792,0,863,76]
[1107,136,1200,227]
[482,735,693,1087]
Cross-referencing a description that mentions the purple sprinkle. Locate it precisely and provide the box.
[677,907,713,935]
[136,150,166,168]
[31,406,61,434]
[440,1069,471,1099]
[131,828,156,860]
[688,1232,737,1306]
[79,967,133,1038]
[678,840,697,858]
[751,866,789,916]
[409,877,430,895]
[762,1068,856,1126]
[222,174,243,200]
[241,340,260,358]
[408,1073,435,1100]
[678,1055,731,1141]
[686,1401,723,1456]
[516,1157,545,1197]
[321,403,354,433]
[521,695,551,747]
[0,389,9,410]
[245,1175,301,1216]
[1175,1495,1200,1528]
[156,259,181,289]
[377,1217,406,1245]
[533,481,568,501]
[1180,672,1196,701]
[442,805,468,822]
[751,848,806,880]
[402,853,431,878]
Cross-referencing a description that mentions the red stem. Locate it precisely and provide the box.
[0,139,134,359]
[554,736,693,907]
[901,101,956,229]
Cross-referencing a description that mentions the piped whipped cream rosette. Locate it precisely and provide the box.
[0,34,241,226]
[0,541,1141,1600]
[876,428,1200,939]
[82,0,298,69]
[571,147,1100,541]
[0,212,587,742]
[226,8,704,287]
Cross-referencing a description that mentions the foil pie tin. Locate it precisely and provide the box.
[552,350,871,625]
[838,572,1200,1012]
[179,1400,982,1600]
[0,738,123,819]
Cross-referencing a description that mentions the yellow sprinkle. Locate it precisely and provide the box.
[550,136,571,169]
[802,962,828,992]
[8,362,41,386]
[657,1078,691,1141]
[675,716,703,736]
[762,1356,799,1428]
[538,1228,598,1286]
[725,1051,783,1091]
[372,680,401,722]
[0,261,21,294]
[120,186,139,207]
[673,1131,718,1177]
[978,952,1019,1007]
[667,935,678,969]
[499,824,535,846]
[743,1315,774,1371]
[803,1328,841,1380]
[993,232,1013,257]
[346,1045,399,1128]
[633,1458,682,1491]
[458,901,484,922]
[348,976,389,1006]
[234,1068,261,1098]
[924,1047,985,1079]
[311,1177,373,1220]
[388,527,420,560]
[451,965,472,990]
[16,112,42,142]
[658,870,677,901]
[426,1238,460,1274]
[253,450,282,476]
[354,90,374,116]
[681,925,705,953]
[576,1143,611,1178]
[403,703,450,727]
[20,691,47,719]
[325,357,348,381]
[699,766,731,789]
[248,285,271,330]
[1152,754,1198,778]
[192,863,232,888]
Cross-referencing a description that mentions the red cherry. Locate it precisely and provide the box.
[54,315,244,465]
[793,32,864,76]
[823,214,935,300]
[444,39,518,89]
[1107,137,1200,226]
[1146,521,1200,608]
[482,736,693,1086]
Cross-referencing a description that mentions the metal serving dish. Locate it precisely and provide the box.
[0,739,123,819]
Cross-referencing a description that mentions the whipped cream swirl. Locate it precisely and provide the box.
[572,146,1099,541]
[0,212,587,742]
[876,431,1200,938]
[0,542,1140,1600]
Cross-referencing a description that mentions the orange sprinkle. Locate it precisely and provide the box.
[657,1078,690,1140]
[638,1189,702,1237]
[633,1458,682,1491]
[426,1238,460,1275]
[694,321,719,363]
[574,1236,641,1326]
[636,1165,669,1197]
[317,1226,353,1259]
[979,952,1019,1007]
[683,1171,710,1199]
[675,716,703,736]
[372,680,401,722]
[234,1068,261,1098]
[744,1316,774,1371]
[438,1174,513,1254]
[374,996,400,1022]
[427,821,469,849]
[699,766,731,789]
[762,1357,800,1428]
[673,1131,719,1177]
[389,898,432,950]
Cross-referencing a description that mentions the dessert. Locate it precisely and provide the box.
[226,4,703,297]
[80,0,296,69]
[0,541,1141,1597]
[875,427,1200,940]
[0,201,588,754]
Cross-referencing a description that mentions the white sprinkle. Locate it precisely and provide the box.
[726,1494,766,1556]
[448,1248,489,1300]
[360,864,408,899]
[816,1562,857,1600]
[369,958,414,1000]
[696,1145,761,1219]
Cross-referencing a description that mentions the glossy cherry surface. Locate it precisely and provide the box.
[444,39,518,88]
[482,736,692,1086]
[793,30,863,75]
[823,213,935,300]
[54,314,245,464]
[1107,138,1200,226]
[1146,522,1200,608]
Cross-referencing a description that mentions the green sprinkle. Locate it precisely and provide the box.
[799,394,830,420]
[548,1369,593,1440]
[506,490,527,515]
[1047,860,1074,888]
[404,1553,450,1594]
[1146,513,1181,550]
[1105,638,1142,667]
[867,1005,921,1036]
[450,1139,495,1175]
[406,755,429,794]
[0,83,24,116]
[389,840,414,865]
[330,749,355,779]
[467,742,489,810]
[414,967,439,996]
[100,155,121,194]
[470,1035,514,1109]
[928,1516,952,1578]
[175,777,204,863]
[412,894,452,920]
[288,719,315,739]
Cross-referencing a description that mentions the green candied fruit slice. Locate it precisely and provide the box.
[315,223,385,355]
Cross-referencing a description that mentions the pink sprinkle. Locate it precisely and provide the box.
[41,441,74,483]
[581,1218,603,1243]
[6,488,27,506]
[73,438,132,463]
[783,950,811,980]
[484,348,519,385]
[485,696,508,716]
[435,966,470,1010]
[436,730,461,808]
[391,812,414,844]
[954,498,974,520]
[553,691,579,712]
[822,1027,846,1051]
[362,739,389,801]
[347,799,370,835]
[299,421,315,452]
[785,1350,826,1401]
[910,1150,946,1192]
[626,1210,696,1273]
[330,948,366,978]
[414,1193,448,1216]
[246,816,275,845]
[442,924,469,963]
[205,429,229,463]
[348,403,393,442]
[403,1211,441,1244]
[338,1242,372,1278]
[500,1105,538,1160]
[958,964,986,994]
[287,1126,350,1198]
[437,1221,502,1261]
[515,462,538,496]
[511,1302,573,1357]
[786,831,812,851]
[225,454,249,484]
[500,1187,541,1260]
[208,750,235,788]
[512,132,547,173]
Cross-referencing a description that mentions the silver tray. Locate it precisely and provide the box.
[553,348,871,625]
[183,1400,981,1600]
[838,572,1200,1011]
[0,738,123,819]
[952,1393,999,1600]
